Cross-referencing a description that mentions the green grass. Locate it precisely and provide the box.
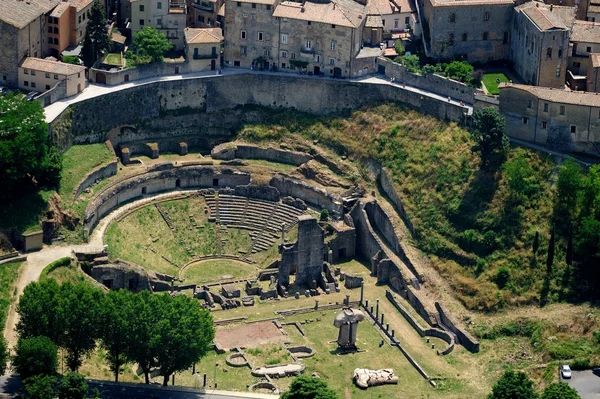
[181,259,258,284]
[482,73,510,95]
[0,261,22,329]
[40,261,97,288]
[59,143,114,201]
[105,53,122,66]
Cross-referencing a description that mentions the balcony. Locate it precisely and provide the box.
[193,2,214,11]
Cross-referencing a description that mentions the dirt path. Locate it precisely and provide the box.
[3,246,73,348]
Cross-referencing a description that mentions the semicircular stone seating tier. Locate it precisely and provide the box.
[203,193,305,260]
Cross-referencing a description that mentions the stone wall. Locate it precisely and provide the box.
[378,57,475,104]
[89,61,190,86]
[295,216,325,287]
[212,143,313,166]
[377,167,416,237]
[83,166,250,237]
[34,80,67,106]
[270,175,343,216]
[73,141,118,199]
[49,73,470,147]
[435,302,480,353]
[328,227,356,264]
[233,184,280,202]
[87,261,172,292]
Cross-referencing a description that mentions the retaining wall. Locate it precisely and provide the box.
[377,167,416,237]
[89,61,189,86]
[83,166,250,237]
[435,302,480,353]
[212,143,313,166]
[378,57,475,104]
[73,141,118,199]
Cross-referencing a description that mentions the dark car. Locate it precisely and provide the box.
[593,367,600,377]
[25,91,38,101]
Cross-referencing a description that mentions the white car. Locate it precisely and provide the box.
[561,365,572,379]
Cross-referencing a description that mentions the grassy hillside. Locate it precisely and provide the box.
[236,103,559,311]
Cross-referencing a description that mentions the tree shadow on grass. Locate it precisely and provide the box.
[451,168,500,231]
[0,190,50,233]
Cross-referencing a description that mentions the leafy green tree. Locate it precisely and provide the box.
[281,376,337,399]
[555,158,583,224]
[23,375,57,399]
[81,1,110,67]
[13,336,58,379]
[133,27,172,63]
[444,61,474,83]
[488,370,537,399]
[546,226,555,274]
[151,294,214,386]
[58,372,88,399]
[532,231,540,256]
[503,154,538,198]
[124,290,159,384]
[17,279,64,343]
[400,54,420,73]
[0,336,7,376]
[99,289,134,382]
[59,283,104,371]
[471,107,508,170]
[579,164,600,219]
[0,95,61,198]
[541,382,580,399]
[320,209,329,221]
[394,40,405,56]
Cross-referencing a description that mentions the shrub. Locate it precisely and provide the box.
[494,267,511,289]
[320,209,329,221]
[58,372,88,399]
[394,40,405,56]
[23,375,57,399]
[13,336,58,379]
[569,359,590,370]
[541,382,581,399]
[401,54,421,74]
[444,61,474,83]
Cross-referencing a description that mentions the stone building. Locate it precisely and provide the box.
[423,0,513,62]
[47,0,96,56]
[18,57,86,96]
[367,0,419,35]
[499,82,600,156]
[0,0,62,88]
[279,215,325,287]
[224,0,380,77]
[130,0,187,49]
[511,2,571,89]
[586,0,600,21]
[184,27,223,70]
[190,0,225,27]
[586,53,600,92]
[568,21,600,79]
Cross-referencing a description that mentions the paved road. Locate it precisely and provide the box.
[43,68,473,123]
[565,370,600,398]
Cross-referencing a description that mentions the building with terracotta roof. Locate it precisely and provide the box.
[189,0,225,28]
[130,0,188,50]
[47,0,96,56]
[586,53,600,92]
[568,21,600,81]
[499,82,600,156]
[511,2,572,89]
[18,57,86,96]
[366,0,419,36]
[224,0,379,77]
[184,27,223,70]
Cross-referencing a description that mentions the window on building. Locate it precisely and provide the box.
[48,37,53,44]
[308,21,311,25]
[558,48,563,58]
[542,121,547,129]
[264,49,270,57]
[252,2,256,7]
[573,43,578,54]
[483,31,488,40]
[241,30,246,39]
[266,4,271,9]
[157,1,162,9]
[54,74,58,79]
[332,24,336,28]
[31,82,36,88]
[329,57,335,65]
[53,37,59,44]
[46,85,50,90]
[240,46,247,55]
[78,16,81,24]
[54,27,58,34]
[281,51,287,58]
[45,72,50,78]
[527,100,532,108]
[139,4,144,11]
[48,16,52,23]
[462,32,467,41]
[157,18,162,25]
[484,12,489,21]
[237,1,241,6]
[282,34,288,44]
[544,103,548,112]
[291,53,296,59]
[556,64,561,77]
[282,62,286,68]
[503,31,509,44]
[587,46,592,52]
[48,27,52,33]
[24,69,28,75]
[449,13,455,23]
[546,47,552,59]
[258,31,263,41]
[394,19,399,28]
[31,70,35,76]
[82,13,85,20]
[306,40,312,49]
[560,105,565,115]
[234,60,240,66]
[571,125,577,133]
[140,19,144,26]
[330,40,336,50]
[448,33,454,45]
[522,117,528,124]
[251,13,256,20]
[314,54,320,63]
[24,81,29,87]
